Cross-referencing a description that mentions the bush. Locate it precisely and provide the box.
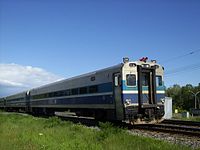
[97,122,123,142]
[44,116,63,128]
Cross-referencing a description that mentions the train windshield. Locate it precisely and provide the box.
[141,73,149,86]
[126,74,136,86]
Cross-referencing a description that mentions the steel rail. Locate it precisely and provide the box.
[133,123,200,137]
[162,119,200,127]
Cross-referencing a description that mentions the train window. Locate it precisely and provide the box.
[54,92,59,97]
[71,88,78,95]
[65,90,71,96]
[80,87,88,94]
[60,91,64,97]
[42,94,46,98]
[32,95,37,99]
[42,94,47,98]
[89,85,98,93]
[91,76,95,81]
[126,74,136,86]
[48,92,54,97]
[56,91,64,97]
[156,76,162,86]
[33,94,39,99]
[45,93,48,98]
[141,73,149,86]
[39,94,47,99]
[114,76,119,86]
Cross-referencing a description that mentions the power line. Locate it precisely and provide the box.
[161,49,200,77]
[165,62,200,77]
[165,66,200,77]
[160,49,200,64]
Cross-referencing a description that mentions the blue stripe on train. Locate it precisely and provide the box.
[31,93,165,106]
[122,80,165,91]
[122,94,165,103]
[31,95,114,105]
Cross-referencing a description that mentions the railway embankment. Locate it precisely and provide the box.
[0,112,198,150]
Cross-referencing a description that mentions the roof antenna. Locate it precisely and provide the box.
[139,57,148,62]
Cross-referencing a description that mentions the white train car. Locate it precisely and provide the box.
[0,58,165,124]
[0,98,5,109]
[3,91,28,111]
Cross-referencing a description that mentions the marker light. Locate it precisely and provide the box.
[151,60,157,63]
[123,57,129,63]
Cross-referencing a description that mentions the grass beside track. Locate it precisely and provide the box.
[0,113,192,150]
[173,116,200,122]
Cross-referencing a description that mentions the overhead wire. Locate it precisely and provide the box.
[160,49,200,64]
[161,48,200,77]
[165,62,200,77]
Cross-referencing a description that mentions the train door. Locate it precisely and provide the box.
[25,91,31,113]
[3,98,6,110]
[113,73,124,120]
[137,66,157,114]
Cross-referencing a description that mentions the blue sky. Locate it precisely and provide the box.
[0,0,200,96]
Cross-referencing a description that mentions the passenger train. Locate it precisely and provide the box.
[0,58,165,124]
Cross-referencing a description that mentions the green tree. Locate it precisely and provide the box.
[166,84,200,112]
[166,84,182,111]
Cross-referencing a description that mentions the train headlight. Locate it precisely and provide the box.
[125,99,131,105]
[142,64,150,68]
[160,98,165,104]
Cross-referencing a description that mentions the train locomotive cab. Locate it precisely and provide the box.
[121,58,165,124]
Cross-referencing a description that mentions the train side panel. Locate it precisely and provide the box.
[29,64,123,120]
[5,92,27,111]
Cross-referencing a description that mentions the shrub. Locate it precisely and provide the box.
[44,117,63,128]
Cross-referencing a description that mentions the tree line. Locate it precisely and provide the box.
[166,84,200,112]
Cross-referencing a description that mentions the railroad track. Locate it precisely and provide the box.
[162,119,200,127]
[2,112,200,137]
[55,112,200,137]
[133,122,200,137]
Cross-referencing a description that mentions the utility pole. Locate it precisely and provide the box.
[189,91,200,109]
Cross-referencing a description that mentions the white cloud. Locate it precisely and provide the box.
[0,63,63,97]
[0,79,24,87]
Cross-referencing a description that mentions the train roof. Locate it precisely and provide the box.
[1,58,163,98]
[0,63,123,98]
[30,63,123,91]
[2,91,27,99]
[26,60,163,92]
